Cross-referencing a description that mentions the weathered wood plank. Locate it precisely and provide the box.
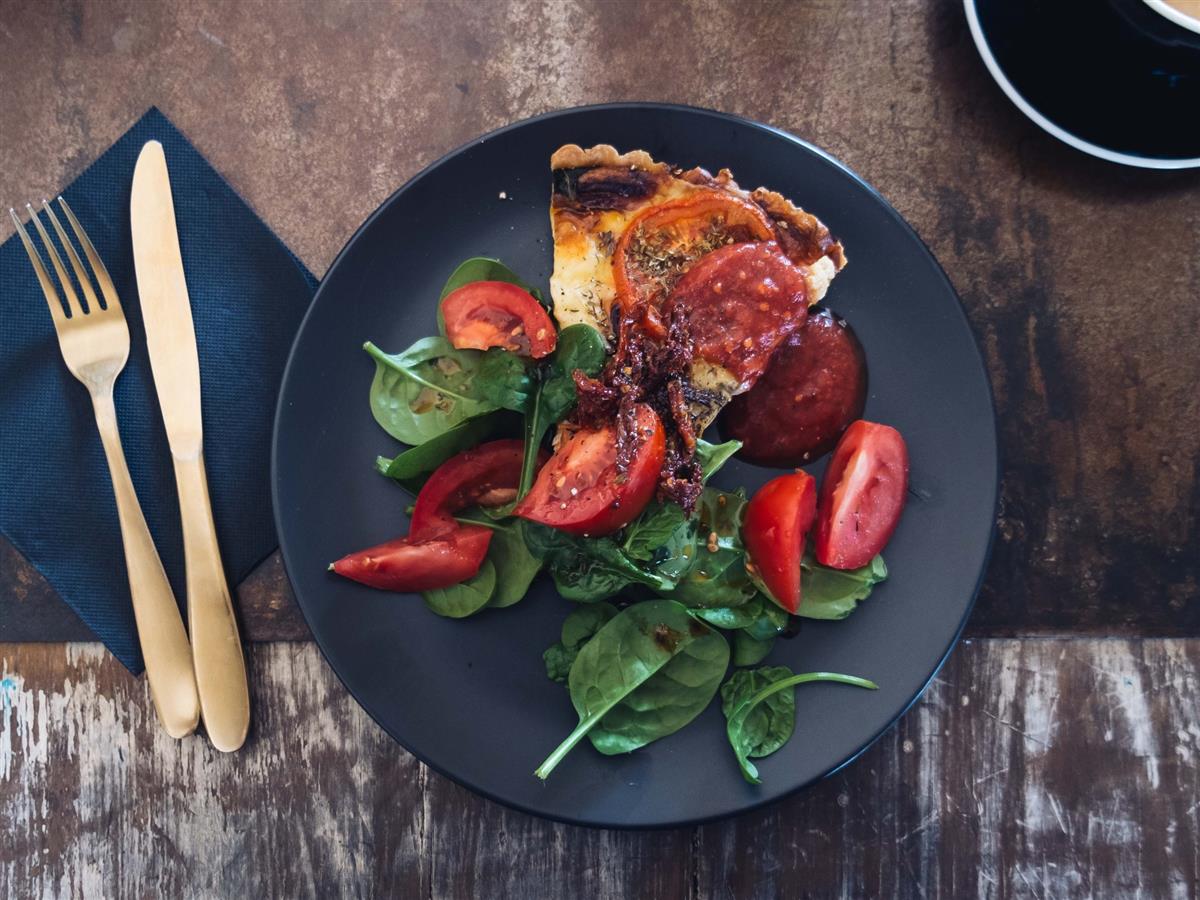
[1,638,1196,898]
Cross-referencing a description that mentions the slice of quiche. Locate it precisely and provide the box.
[549,145,845,426]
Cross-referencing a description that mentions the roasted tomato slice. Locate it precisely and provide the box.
[614,192,775,336]
[441,281,557,358]
[743,472,818,614]
[331,526,492,592]
[666,241,809,392]
[815,421,909,570]
[410,438,534,536]
[515,404,665,536]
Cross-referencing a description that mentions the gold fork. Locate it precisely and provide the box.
[11,198,200,738]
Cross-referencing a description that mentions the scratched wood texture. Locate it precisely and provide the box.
[1,0,1197,639]
[1,638,1197,899]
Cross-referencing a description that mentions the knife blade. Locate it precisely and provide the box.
[130,141,203,461]
[131,139,250,752]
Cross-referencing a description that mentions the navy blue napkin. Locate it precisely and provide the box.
[0,108,317,672]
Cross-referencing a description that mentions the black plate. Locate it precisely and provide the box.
[272,104,998,828]
[967,0,1200,168]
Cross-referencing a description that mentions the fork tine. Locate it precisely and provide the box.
[57,197,120,312]
[10,207,68,326]
[26,203,84,318]
[42,200,101,312]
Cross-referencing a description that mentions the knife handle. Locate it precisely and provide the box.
[91,389,200,739]
[174,452,250,752]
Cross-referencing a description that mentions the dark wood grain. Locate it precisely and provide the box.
[0,0,1196,641]
[2,638,1197,898]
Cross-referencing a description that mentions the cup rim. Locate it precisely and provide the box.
[1143,0,1200,35]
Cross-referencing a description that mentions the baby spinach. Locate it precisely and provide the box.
[721,665,878,784]
[375,411,521,492]
[476,348,535,412]
[542,602,619,683]
[484,522,542,608]
[436,256,545,334]
[732,631,775,667]
[421,558,496,618]
[535,600,730,779]
[741,599,791,641]
[672,488,757,608]
[695,438,743,481]
[517,324,607,496]
[690,601,764,631]
[622,502,697,582]
[797,553,888,620]
[365,337,498,445]
[523,522,672,602]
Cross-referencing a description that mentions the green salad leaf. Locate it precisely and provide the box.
[476,348,535,412]
[732,631,776,667]
[484,522,543,608]
[535,600,730,779]
[542,602,619,683]
[695,438,743,481]
[375,411,521,492]
[671,488,758,608]
[622,502,697,581]
[721,665,878,784]
[523,522,673,602]
[421,558,497,618]
[518,324,607,496]
[797,553,889,620]
[365,337,499,445]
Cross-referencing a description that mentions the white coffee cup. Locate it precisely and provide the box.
[1143,0,1200,35]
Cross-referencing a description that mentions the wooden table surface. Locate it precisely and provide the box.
[1,1,1198,897]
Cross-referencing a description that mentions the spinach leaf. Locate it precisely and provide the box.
[436,256,545,334]
[695,438,742,481]
[741,599,790,641]
[518,324,607,496]
[797,553,888,620]
[421,558,496,618]
[485,522,542,608]
[535,600,730,779]
[542,603,619,683]
[622,502,697,581]
[672,488,757,608]
[375,411,521,492]
[690,599,765,631]
[365,337,498,444]
[477,348,535,412]
[732,631,775,667]
[523,522,672,602]
[721,666,878,784]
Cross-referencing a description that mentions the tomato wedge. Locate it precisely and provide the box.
[333,438,546,593]
[515,404,665,536]
[743,472,818,614]
[614,192,775,336]
[331,526,492,592]
[441,281,557,358]
[815,421,909,570]
[410,438,534,536]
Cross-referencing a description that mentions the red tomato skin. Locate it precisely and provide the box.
[514,405,666,536]
[815,421,909,570]
[409,439,531,537]
[441,281,557,358]
[331,526,492,592]
[743,472,818,614]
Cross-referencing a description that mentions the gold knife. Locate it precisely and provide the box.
[130,140,250,752]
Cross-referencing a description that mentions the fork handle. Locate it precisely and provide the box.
[91,389,200,738]
[173,452,250,752]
